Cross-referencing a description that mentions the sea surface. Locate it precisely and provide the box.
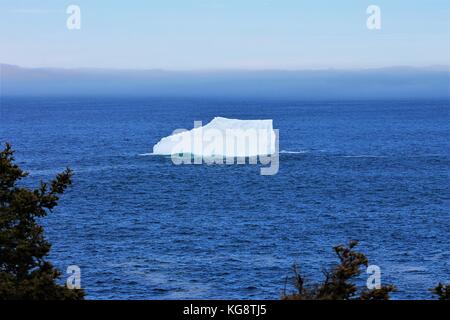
[1,97,449,299]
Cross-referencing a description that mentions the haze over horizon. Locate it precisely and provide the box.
[1,63,448,99]
[1,62,450,72]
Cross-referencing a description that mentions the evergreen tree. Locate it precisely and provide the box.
[0,143,84,300]
[282,241,395,300]
[432,283,450,300]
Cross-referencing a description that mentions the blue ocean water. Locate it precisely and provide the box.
[1,97,449,299]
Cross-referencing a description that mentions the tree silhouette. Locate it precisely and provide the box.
[431,283,450,300]
[282,241,395,300]
[0,143,84,300]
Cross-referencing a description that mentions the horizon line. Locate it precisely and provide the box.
[2,63,449,73]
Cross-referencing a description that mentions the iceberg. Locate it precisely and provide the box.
[152,117,276,157]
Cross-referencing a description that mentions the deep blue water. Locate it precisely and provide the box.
[1,97,449,299]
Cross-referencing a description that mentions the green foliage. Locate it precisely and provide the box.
[431,283,450,300]
[282,240,395,300]
[0,143,84,300]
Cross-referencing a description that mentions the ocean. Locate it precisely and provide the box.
[1,97,449,299]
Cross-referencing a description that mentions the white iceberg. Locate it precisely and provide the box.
[152,117,276,157]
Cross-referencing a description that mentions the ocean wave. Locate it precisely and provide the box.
[279,150,309,154]
[138,153,157,156]
[338,155,387,158]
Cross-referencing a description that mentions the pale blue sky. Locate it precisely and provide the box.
[1,0,449,69]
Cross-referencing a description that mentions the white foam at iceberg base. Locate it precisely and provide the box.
[152,117,276,157]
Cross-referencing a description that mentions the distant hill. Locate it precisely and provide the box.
[1,64,448,99]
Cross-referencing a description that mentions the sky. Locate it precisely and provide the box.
[0,0,449,70]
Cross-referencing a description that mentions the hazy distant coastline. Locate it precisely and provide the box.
[1,64,448,99]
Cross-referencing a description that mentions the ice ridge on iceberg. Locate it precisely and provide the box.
[152,117,276,157]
